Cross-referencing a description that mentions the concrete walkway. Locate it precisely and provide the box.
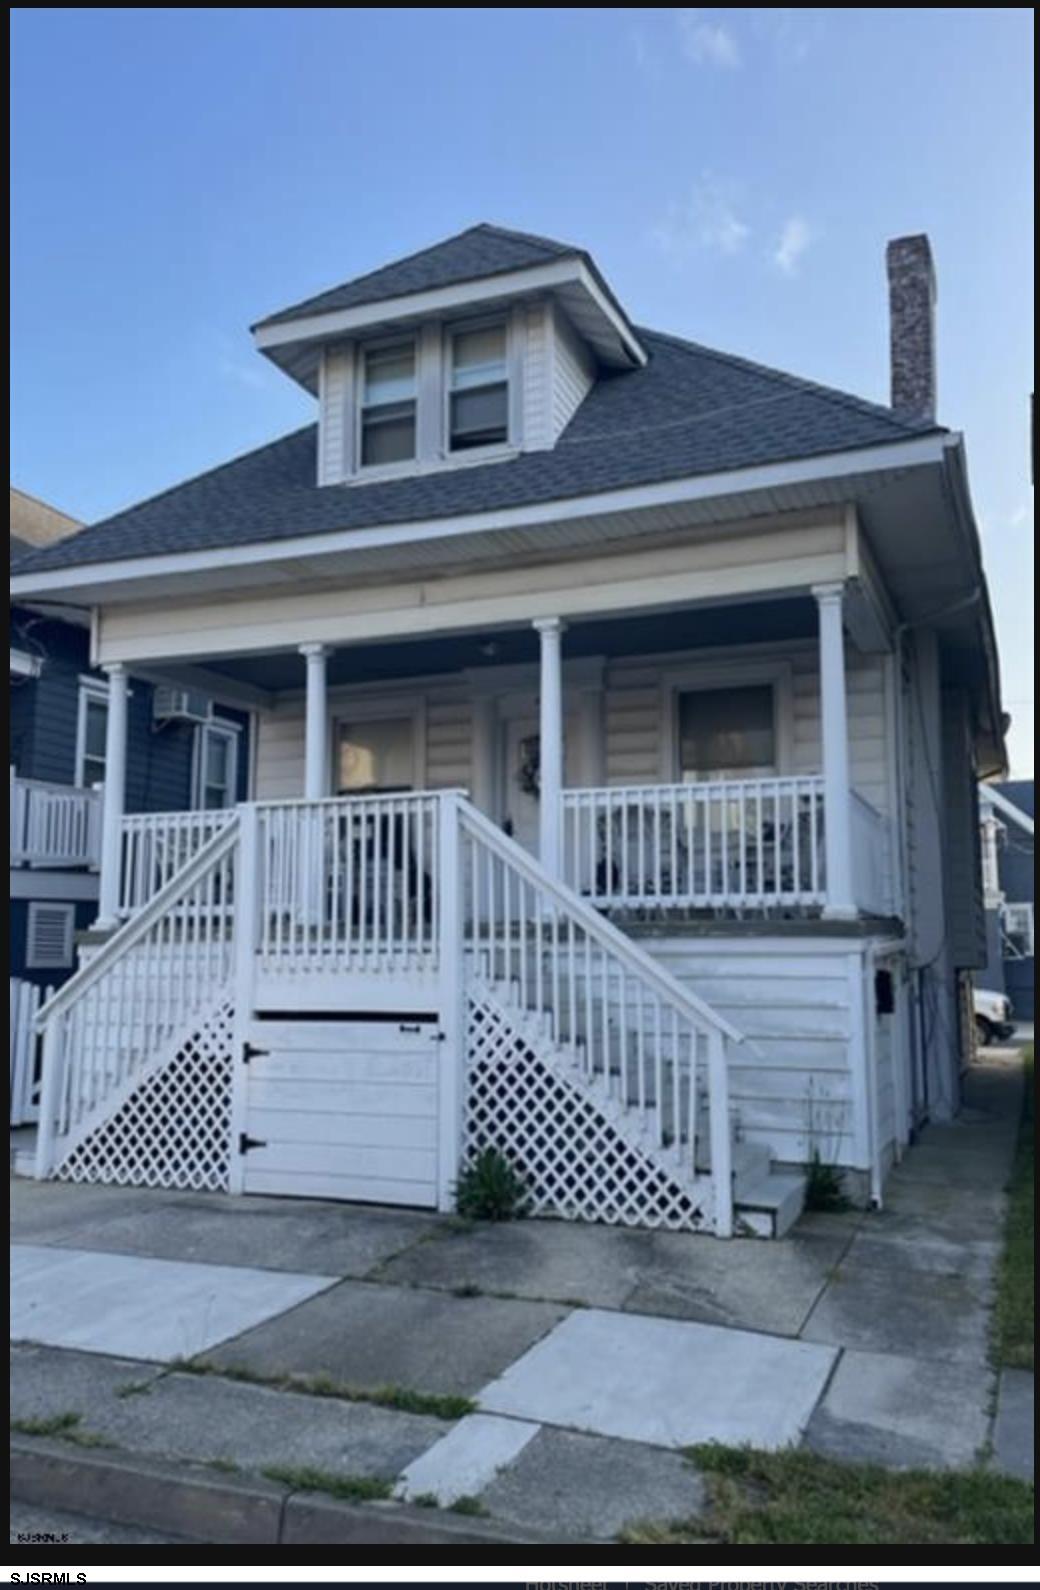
[9,1053,1031,1540]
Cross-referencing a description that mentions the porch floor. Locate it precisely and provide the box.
[10,1052,1028,1533]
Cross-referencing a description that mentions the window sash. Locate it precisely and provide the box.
[678,685,777,781]
[360,340,417,467]
[448,322,509,452]
[336,717,414,794]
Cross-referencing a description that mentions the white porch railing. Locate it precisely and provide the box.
[119,809,236,917]
[10,770,102,869]
[850,791,890,917]
[562,776,828,909]
[255,794,442,973]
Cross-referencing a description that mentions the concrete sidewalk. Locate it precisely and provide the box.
[10,1053,1031,1542]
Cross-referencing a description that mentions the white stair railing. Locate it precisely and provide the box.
[34,816,240,1177]
[458,799,742,1234]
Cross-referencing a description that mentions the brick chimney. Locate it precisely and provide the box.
[886,234,936,422]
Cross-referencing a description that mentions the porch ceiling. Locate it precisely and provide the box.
[192,595,821,695]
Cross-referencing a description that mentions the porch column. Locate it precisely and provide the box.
[533,617,565,877]
[95,663,129,929]
[300,643,330,799]
[813,582,856,919]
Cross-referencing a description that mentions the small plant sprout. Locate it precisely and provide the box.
[455,1147,527,1221]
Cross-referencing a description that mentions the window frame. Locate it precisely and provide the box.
[660,658,794,784]
[26,901,76,970]
[444,314,512,459]
[191,717,241,811]
[75,678,110,789]
[356,333,419,475]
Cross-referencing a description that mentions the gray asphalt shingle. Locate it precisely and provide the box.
[13,326,939,578]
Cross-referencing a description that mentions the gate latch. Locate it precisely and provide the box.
[242,1042,269,1064]
[238,1132,267,1155]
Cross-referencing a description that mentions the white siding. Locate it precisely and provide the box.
[604,640,893,815]
[317,346,353,486]
[646,936,870,1172]
[550,305,595,441]
[522,301,553,451]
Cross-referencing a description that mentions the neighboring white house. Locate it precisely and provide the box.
[10,224,1005,1237]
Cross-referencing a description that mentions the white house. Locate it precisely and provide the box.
[10,225,1005,1237]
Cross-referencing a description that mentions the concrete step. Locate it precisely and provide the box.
[734,1169,806,1239]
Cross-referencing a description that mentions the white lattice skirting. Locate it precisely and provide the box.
[55,999,235,1192]
[465,990,712,1231]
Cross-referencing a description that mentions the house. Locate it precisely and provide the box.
[978,780,1035,1022]
[9,488,251,1124]
[9,225,1005,1236]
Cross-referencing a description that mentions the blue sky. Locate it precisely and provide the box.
[11,7,1034,773]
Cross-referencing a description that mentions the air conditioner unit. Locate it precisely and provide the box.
[152,687,213,726]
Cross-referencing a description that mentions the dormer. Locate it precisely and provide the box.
[251,224,646,487]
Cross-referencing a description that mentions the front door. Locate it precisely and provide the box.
[501,714,580,855]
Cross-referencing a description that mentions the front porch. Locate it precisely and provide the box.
[93,585,900,931]
[29,554,911,1236]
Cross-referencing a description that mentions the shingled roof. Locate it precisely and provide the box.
[253,223,581,329]
[13,326,941,577]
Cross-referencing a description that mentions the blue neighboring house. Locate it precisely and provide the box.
[979,780,1035,1021]
[10,488,251,996]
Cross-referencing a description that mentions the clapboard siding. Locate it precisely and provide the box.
[941,687,986,969]
[603,640,892,814]
[8,608,249,809]
[522,301,553,450]
[646,937,867,1169]
[550,305,596,441]
[318,346,352,485]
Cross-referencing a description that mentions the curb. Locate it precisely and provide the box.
[10,1437,560,1546]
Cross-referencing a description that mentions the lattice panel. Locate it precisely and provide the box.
[56,998,234,1192]
[465,992,712,1232]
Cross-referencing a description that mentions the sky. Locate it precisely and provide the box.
[11,7,1035,775]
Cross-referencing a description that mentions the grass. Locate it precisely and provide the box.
[11,1412,113,1450]
[261,1465,392,1504]
[994,1045,1034,1369]
[618,1444,1034,1546]
[449,1494,489,1516]
[173,1357,475,1422]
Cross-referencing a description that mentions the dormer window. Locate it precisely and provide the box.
[448,322,508,452]
[360,339,417,467]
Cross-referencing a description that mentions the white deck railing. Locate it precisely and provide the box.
[119,809,236,916]
[255,794,443,973]
[10,770,102,869]
[562,776,828,910]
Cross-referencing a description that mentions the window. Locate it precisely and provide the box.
[678,685,776,781]
[336,718,413,794]
[1002,902,1034,959]
[76,682,109,787]
[360,340,417,467]
[26,902,76,969]
[449,322,508,451]
[193,721,240,810]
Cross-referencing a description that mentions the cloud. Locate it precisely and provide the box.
[773,216,812,275]
[677,9,740,69]
[654,175,751,260]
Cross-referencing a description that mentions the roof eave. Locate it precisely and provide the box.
[252,257,647,393]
